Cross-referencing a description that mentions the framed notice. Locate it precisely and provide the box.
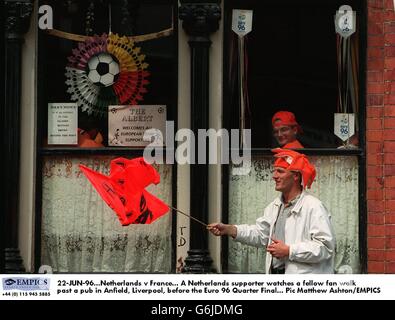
[108,105,167,147]
[48,103,78,145]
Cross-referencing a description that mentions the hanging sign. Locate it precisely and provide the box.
[334,113,355,141]
[108,105,166,147]
[232,9,253,149]
[232,9,253,37]
[335,5,356,38]
[48,103,78,145]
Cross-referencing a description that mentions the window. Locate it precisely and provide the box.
[36,0,178,272]
[223,0,366,273]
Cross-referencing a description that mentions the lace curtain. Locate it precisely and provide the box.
[228,156,359,273]
[41,156,172,273]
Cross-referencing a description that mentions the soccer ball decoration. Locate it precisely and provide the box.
[65,33,150,116]
[87,53,120,87]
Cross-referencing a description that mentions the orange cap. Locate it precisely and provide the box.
[272,111,302,133]
[272,148,316,189]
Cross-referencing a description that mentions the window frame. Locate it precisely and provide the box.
[34,0,179,273]
[221,0,367,273]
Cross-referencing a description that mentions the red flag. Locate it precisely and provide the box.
[78,165,130,225]
[79,157,169,225]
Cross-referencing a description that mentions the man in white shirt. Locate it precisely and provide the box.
[208,148,335,274]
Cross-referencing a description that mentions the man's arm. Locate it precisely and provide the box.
[207,223,237,238]
[288,204,335,263]
[208,215,271,248]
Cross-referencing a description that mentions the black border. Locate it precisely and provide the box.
[357,0,368,274]
[0,0,5,274]
[221,0,367,273]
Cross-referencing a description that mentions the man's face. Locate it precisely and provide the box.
[272,167,298,192]
[273,124,298,146]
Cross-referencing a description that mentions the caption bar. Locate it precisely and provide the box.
[1,274,394,300]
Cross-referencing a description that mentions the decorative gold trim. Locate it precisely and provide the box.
[45,27,173,43]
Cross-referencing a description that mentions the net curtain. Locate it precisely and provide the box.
[41,156,172,273]
[228,156,359,273]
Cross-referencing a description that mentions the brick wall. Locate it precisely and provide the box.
[367,0,395,273]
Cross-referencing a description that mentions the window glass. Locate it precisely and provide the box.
[224,0,362,148]
[38,0,176,148]
[224,0,365,274]
[37,0,177,272]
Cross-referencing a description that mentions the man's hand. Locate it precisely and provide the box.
[267,237,290,258]
[207,223,237,238]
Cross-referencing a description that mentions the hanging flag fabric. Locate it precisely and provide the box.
[79,157,169,225]
[78,165,129,224]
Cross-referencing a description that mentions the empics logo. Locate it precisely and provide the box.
[2,277,50,291]
[4,279,16,286]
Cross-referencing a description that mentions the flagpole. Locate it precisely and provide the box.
[168,205,208,227]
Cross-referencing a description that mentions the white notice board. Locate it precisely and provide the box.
[48,103,78,145]
[108,105,166,147]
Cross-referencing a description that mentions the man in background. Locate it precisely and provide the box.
[272,111,304,149]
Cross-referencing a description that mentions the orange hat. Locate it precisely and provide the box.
[272,148,316,189]
[272,111,302,133]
